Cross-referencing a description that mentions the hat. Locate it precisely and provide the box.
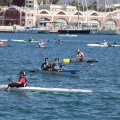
[77,49,80,52]
[20,71,25,76]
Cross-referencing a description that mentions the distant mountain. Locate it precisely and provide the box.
[47,0,119,7]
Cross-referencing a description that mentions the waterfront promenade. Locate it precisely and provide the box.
[0,25,59,33]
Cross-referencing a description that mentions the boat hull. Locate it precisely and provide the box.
[58,30,90,34]
[39,69,80,77]
[63,58,98,64]
[87,44,120,47]
[38,30,50,34]
[0,85,92,93]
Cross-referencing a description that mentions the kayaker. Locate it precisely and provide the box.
[6,71,27,92]
[58,38,63,44]
[38,40,44,48]
[0,40,5,46]
[103,40,107,45]
[41,58,52,71]
[52,58,62,72]
[29,37,33,42]
[75,49,84,60]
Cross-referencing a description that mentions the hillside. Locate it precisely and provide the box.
[47,0,119,7]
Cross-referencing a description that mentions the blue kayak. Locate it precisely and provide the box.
[30,68,80,77]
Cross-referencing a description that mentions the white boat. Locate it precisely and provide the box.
[0,85,92,93]
[10,39,39,42]
[0,39,8,42]
[59,34,77,37]
[87,43,120,47]
[18,26,41,33]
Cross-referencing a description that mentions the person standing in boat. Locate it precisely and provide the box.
[41,58,52,71]
[52,58,63,72]
[75,49,84,60]
[6,71,27,92]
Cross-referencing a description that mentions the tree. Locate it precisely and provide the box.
[92,1,97,11]
[50,0,59,4]
[7,0,13,6]
[69,0,77,6]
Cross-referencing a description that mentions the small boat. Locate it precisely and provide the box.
[87,43,120,47]
[30,68,80,77]
[0,85,92,93]
[38,46,46,48]
[38,29,50,34]
[17,26,41,33]
[59,34,77,37]
[63,58,98,64]
[10,39,39,42]
[0,39,8,42]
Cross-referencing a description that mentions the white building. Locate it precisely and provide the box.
[25,0,38,10]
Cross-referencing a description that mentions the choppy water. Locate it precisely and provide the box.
[0,33,120,120]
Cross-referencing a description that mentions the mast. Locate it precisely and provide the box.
[77,0,80,29]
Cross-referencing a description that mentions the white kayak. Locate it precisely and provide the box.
[0,39,8,42]
[87,43,120,47]
[59,34,77,37]
[0,85,92,93]
[10,39,39,42]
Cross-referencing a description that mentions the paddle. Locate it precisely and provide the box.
[29,67,40,73]
[8,79,14,82]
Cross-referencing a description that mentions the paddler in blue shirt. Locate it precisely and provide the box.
[52,58,62,72]
[75,49,84,60]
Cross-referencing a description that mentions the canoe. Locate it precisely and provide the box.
[87,44,120,47]
[63,58,98,64]
[30,69,80,77]
[0,85,92,93]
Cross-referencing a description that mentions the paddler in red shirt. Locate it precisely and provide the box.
[6,71,27,92]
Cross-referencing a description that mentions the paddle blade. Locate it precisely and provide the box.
[63,59,71,64]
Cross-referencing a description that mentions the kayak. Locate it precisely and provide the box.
[87,44,120,47]
[87,44,108,47]
[59,34,77,37]
[63,58,98,64]
[40,69,80,77]
[38,46,46,48]
[0,39,8,42]
[0,85,92,93]
[30,69,80,77]
[10,39,39,42]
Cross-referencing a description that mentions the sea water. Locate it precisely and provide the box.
[0,32,120,120]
